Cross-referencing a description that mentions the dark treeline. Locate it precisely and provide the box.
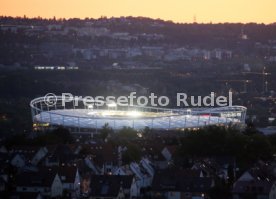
[1,16,276,47]
[179,126,274,168]
[5,124,276,171]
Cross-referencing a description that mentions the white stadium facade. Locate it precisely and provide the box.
[30,96,247,132]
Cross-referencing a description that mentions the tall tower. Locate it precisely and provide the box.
[193,15,197,24]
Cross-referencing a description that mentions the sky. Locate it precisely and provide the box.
[0,0,275,24]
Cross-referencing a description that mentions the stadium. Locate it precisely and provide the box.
[30,96,247,132]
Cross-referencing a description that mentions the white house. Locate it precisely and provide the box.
[31,147,48,165]
[16,169,63,197]
[233,168,276,199]
[11,154,25,168]
[56,166,81,196]
[130,162,152,188]
[9,146,48,167]
[161,146,177,162]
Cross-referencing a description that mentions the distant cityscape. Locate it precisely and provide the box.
[0,16,276,199]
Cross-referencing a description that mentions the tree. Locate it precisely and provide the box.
[142,126,152,138]
[243,121,259,135]
[99,123,113,140]
[52,126,74,144]
[178,126,273,169]
[122,143,142,164]
[117,127,138,139]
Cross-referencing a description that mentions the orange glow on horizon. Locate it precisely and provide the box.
[0,0,275,24]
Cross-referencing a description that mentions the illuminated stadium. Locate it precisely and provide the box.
[30,96,247,132]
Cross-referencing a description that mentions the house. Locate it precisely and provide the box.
[108,49,127,59]
[10,154,26,168]
[139,142,165,169]
[9,146,48,168]
[83,143,119,174]
[164,48,191,61]
[113,165,133,176]
[129,162,152,188]
[15,168,63,197]
[0,25,18,32]
[54,165,81,196]
[45,144,76,166]
[140,158,154,177]
[31,147,48,165]
[10,192,43,199]
[88,175,134,199]
[39,42,72,57]
[112,158,155,197]
[112,165,141,197]
[71,27,109,37]
[191,156,236,181]
[232,167,276,199]
[68,144,82,155]
[126,48,142,58]
[152,168,214,199]
[161,146,177,162]
[141,46,164,59]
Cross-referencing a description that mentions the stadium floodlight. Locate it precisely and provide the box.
[186,109,192,118]
[101,111,110,116]
[107,102,117,108]
[88,104,93,109]
[127,111,142,117]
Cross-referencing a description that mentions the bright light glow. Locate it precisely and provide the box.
[88,105,93,109]
[137,132,143,138]
[87,111,97,116]
[127,111,142,117]
[101,111,111,116]
[107,102,117,108]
